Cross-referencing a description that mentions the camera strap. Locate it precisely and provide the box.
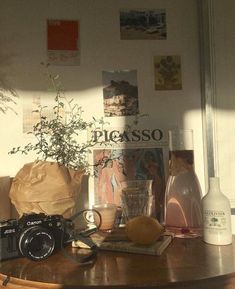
[2,275,10,286]
[61,209,101,265]
[61,235,98,265]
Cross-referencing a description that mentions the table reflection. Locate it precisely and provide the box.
[1,238,235,288]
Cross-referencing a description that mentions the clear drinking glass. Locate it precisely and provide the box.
[164,129,203,238]
[121,180,153,221]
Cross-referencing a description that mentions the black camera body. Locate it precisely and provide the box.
[0,213,73,261]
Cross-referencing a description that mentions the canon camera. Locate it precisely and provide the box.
[0,213,74,261]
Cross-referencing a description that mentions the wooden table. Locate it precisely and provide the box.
[1,236,235,289]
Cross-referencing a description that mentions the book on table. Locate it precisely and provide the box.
[72,228,174,256]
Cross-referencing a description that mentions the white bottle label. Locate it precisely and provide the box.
[204,209,227,233]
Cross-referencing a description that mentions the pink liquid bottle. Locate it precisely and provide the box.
[164,129,203,238]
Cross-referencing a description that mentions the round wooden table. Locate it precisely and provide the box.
[0,236,235,289]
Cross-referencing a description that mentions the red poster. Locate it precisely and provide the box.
[47,19,80,65]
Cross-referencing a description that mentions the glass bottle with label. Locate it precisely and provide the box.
[164,129,203,238]
[202,177,232,245]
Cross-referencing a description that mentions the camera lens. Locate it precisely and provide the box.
[19,227,55,261]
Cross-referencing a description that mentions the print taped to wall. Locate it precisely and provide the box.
[93,147,166,221]
[120,9,166,40]
[154,55,182,90]
[102,70,139,117]
[47,19,80,65]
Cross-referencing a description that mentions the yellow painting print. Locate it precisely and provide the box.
[154,55,182,90]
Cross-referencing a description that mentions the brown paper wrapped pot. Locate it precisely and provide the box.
[9,161,84,218]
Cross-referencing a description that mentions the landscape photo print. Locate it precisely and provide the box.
[120,9,166,40]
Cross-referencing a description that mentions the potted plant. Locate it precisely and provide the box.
[8,64,109,218]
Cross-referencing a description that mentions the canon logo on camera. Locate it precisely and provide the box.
[26,220,42,226]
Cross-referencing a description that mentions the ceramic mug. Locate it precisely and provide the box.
[92,203,117,231]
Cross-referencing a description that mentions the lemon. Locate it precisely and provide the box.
[125,215,164,245]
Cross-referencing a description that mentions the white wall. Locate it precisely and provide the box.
[213,0,235,206]
[211,0,235,231]
[0,0,205,192]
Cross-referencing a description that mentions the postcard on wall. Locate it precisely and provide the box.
[102,70,139,117]
[47,19,80,65]
[120,9,166,40]
[89,126,168,221]
[23,96,41,133]
[154,55,182,90]
[22,96,65,134]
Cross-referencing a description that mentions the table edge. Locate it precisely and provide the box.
[2,271,235,289]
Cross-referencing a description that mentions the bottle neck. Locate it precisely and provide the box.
[208,177,222,195]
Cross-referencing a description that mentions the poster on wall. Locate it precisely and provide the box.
[120,9,166,40]
[154,55,182,90]
[102,70,139,117]
[47,19,80,65]
[89,127,168,221]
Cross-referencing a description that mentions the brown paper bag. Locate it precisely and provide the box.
[0,176,12,221]
[9,161,84,218]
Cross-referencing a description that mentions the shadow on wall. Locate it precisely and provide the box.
[0,53,18,114]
